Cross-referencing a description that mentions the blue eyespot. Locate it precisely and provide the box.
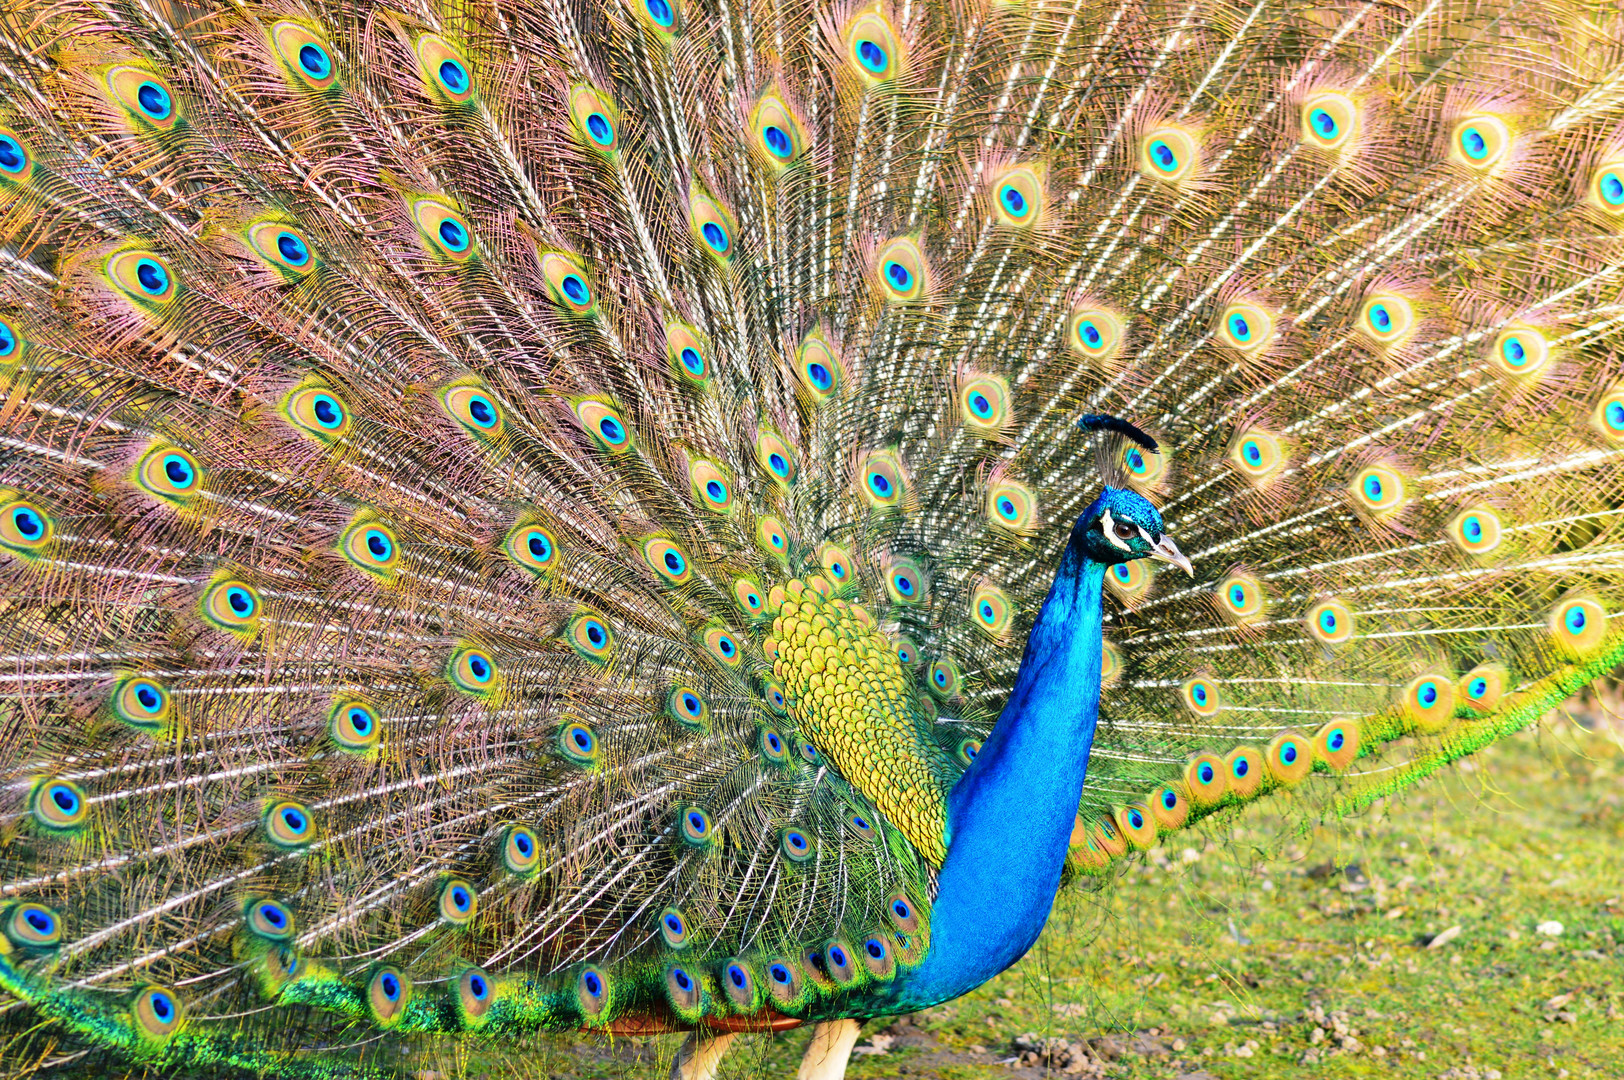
[645,0,674,27]
[439,60,469,95]
[49,784,79,815]
[884,260,913,291]
[226,587,255,617]
[768,453,789,477]
[136,259,169,296]
[1229,585,1246,607]
[1328,728,1345,751]
[299,44,331,79]
[149,990,175,1021]
[1162,789,1178,810]
[681,347,704,376]
[806,362,833,390]
[438,218,469,251]
[467,654,491,681]
[1364,474,1384,501]
[136,81,172,121]
[663,549,684,574]
[514,832,533,856]
[133,682,163,712]
[1198,762,1214,783]
[364,529,392,561]
[276,232,310,266]
[1149,140,1178,171]
[312,395,343,429]
[0,320,15,356]
[769,963,791,984]
[528,533,552,561]
[1227,313,1251,341]
[1463,516,1483,542]
[1606,401,1624,431]
[1233,757,1249,778]
[468,973,488,999]
[763,124,792,158]
[571,727,594,751]
[1601,171,1624,206]
[970,392,993,418]
[586,112,614,146]
[705,479,727,502]
[728,964,747,988]
[1468,677,1488,698]
[280,806,307,833]
[1501,336,1527,366]
[1193,686,1209,708]
[1281,744,1298,764]
[1112,564,1131,583]
[852,815,869,830]
[687,811,707,834]
[163,454,194,487]
[380,972,401,1000]
[450,885,471,910]
[864,938,886,959]
[1127,808,1145,829]
[701,221,729,253]
[857,40,887,73]
[1565,604,1587,634]
[25,908,54,934]
[1126,449,1146,473]
[829,945,848,967]
[868,471,892,496]
[673,967,692,990]
[1319,609,1338,633]
[561,274,590,305]
[1369,303,1391,332]
[717,635,735,657]
[1310,108,1338,138]
[259,903,287,929]
[1460,126,1488,160]
[347,707,372,735]
[997,497,1018,520]
[0,134,26,175]
[999,185,1027,217]
[1242,441,1263,465]
[892,899,911,920]
[12,507,42,539]
[598,416,624,443]
[1078,320,1102,348]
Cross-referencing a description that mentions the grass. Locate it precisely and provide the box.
[454,709,1623,1080]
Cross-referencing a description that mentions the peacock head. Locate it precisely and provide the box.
[1076,487,1191,573]
[1073,414,1192,575]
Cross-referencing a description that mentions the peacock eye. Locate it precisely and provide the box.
[1113,519,1137,541]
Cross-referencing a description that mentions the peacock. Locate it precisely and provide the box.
[1,0,1622,1077]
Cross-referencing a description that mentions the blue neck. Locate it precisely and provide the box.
[880,534,1107,1010]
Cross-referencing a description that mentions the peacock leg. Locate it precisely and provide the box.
[796,1019,863,1080]
[669,1030,737,1080]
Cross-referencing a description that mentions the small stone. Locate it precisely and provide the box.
[1535,920,1564,937]
[1426,925,1463,949]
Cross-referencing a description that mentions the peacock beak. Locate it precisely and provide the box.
[1149,534,1192,576]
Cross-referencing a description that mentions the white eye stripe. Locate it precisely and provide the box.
[1100,508,1132,551]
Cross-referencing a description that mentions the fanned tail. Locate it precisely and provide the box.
[0,0,1621,1074]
